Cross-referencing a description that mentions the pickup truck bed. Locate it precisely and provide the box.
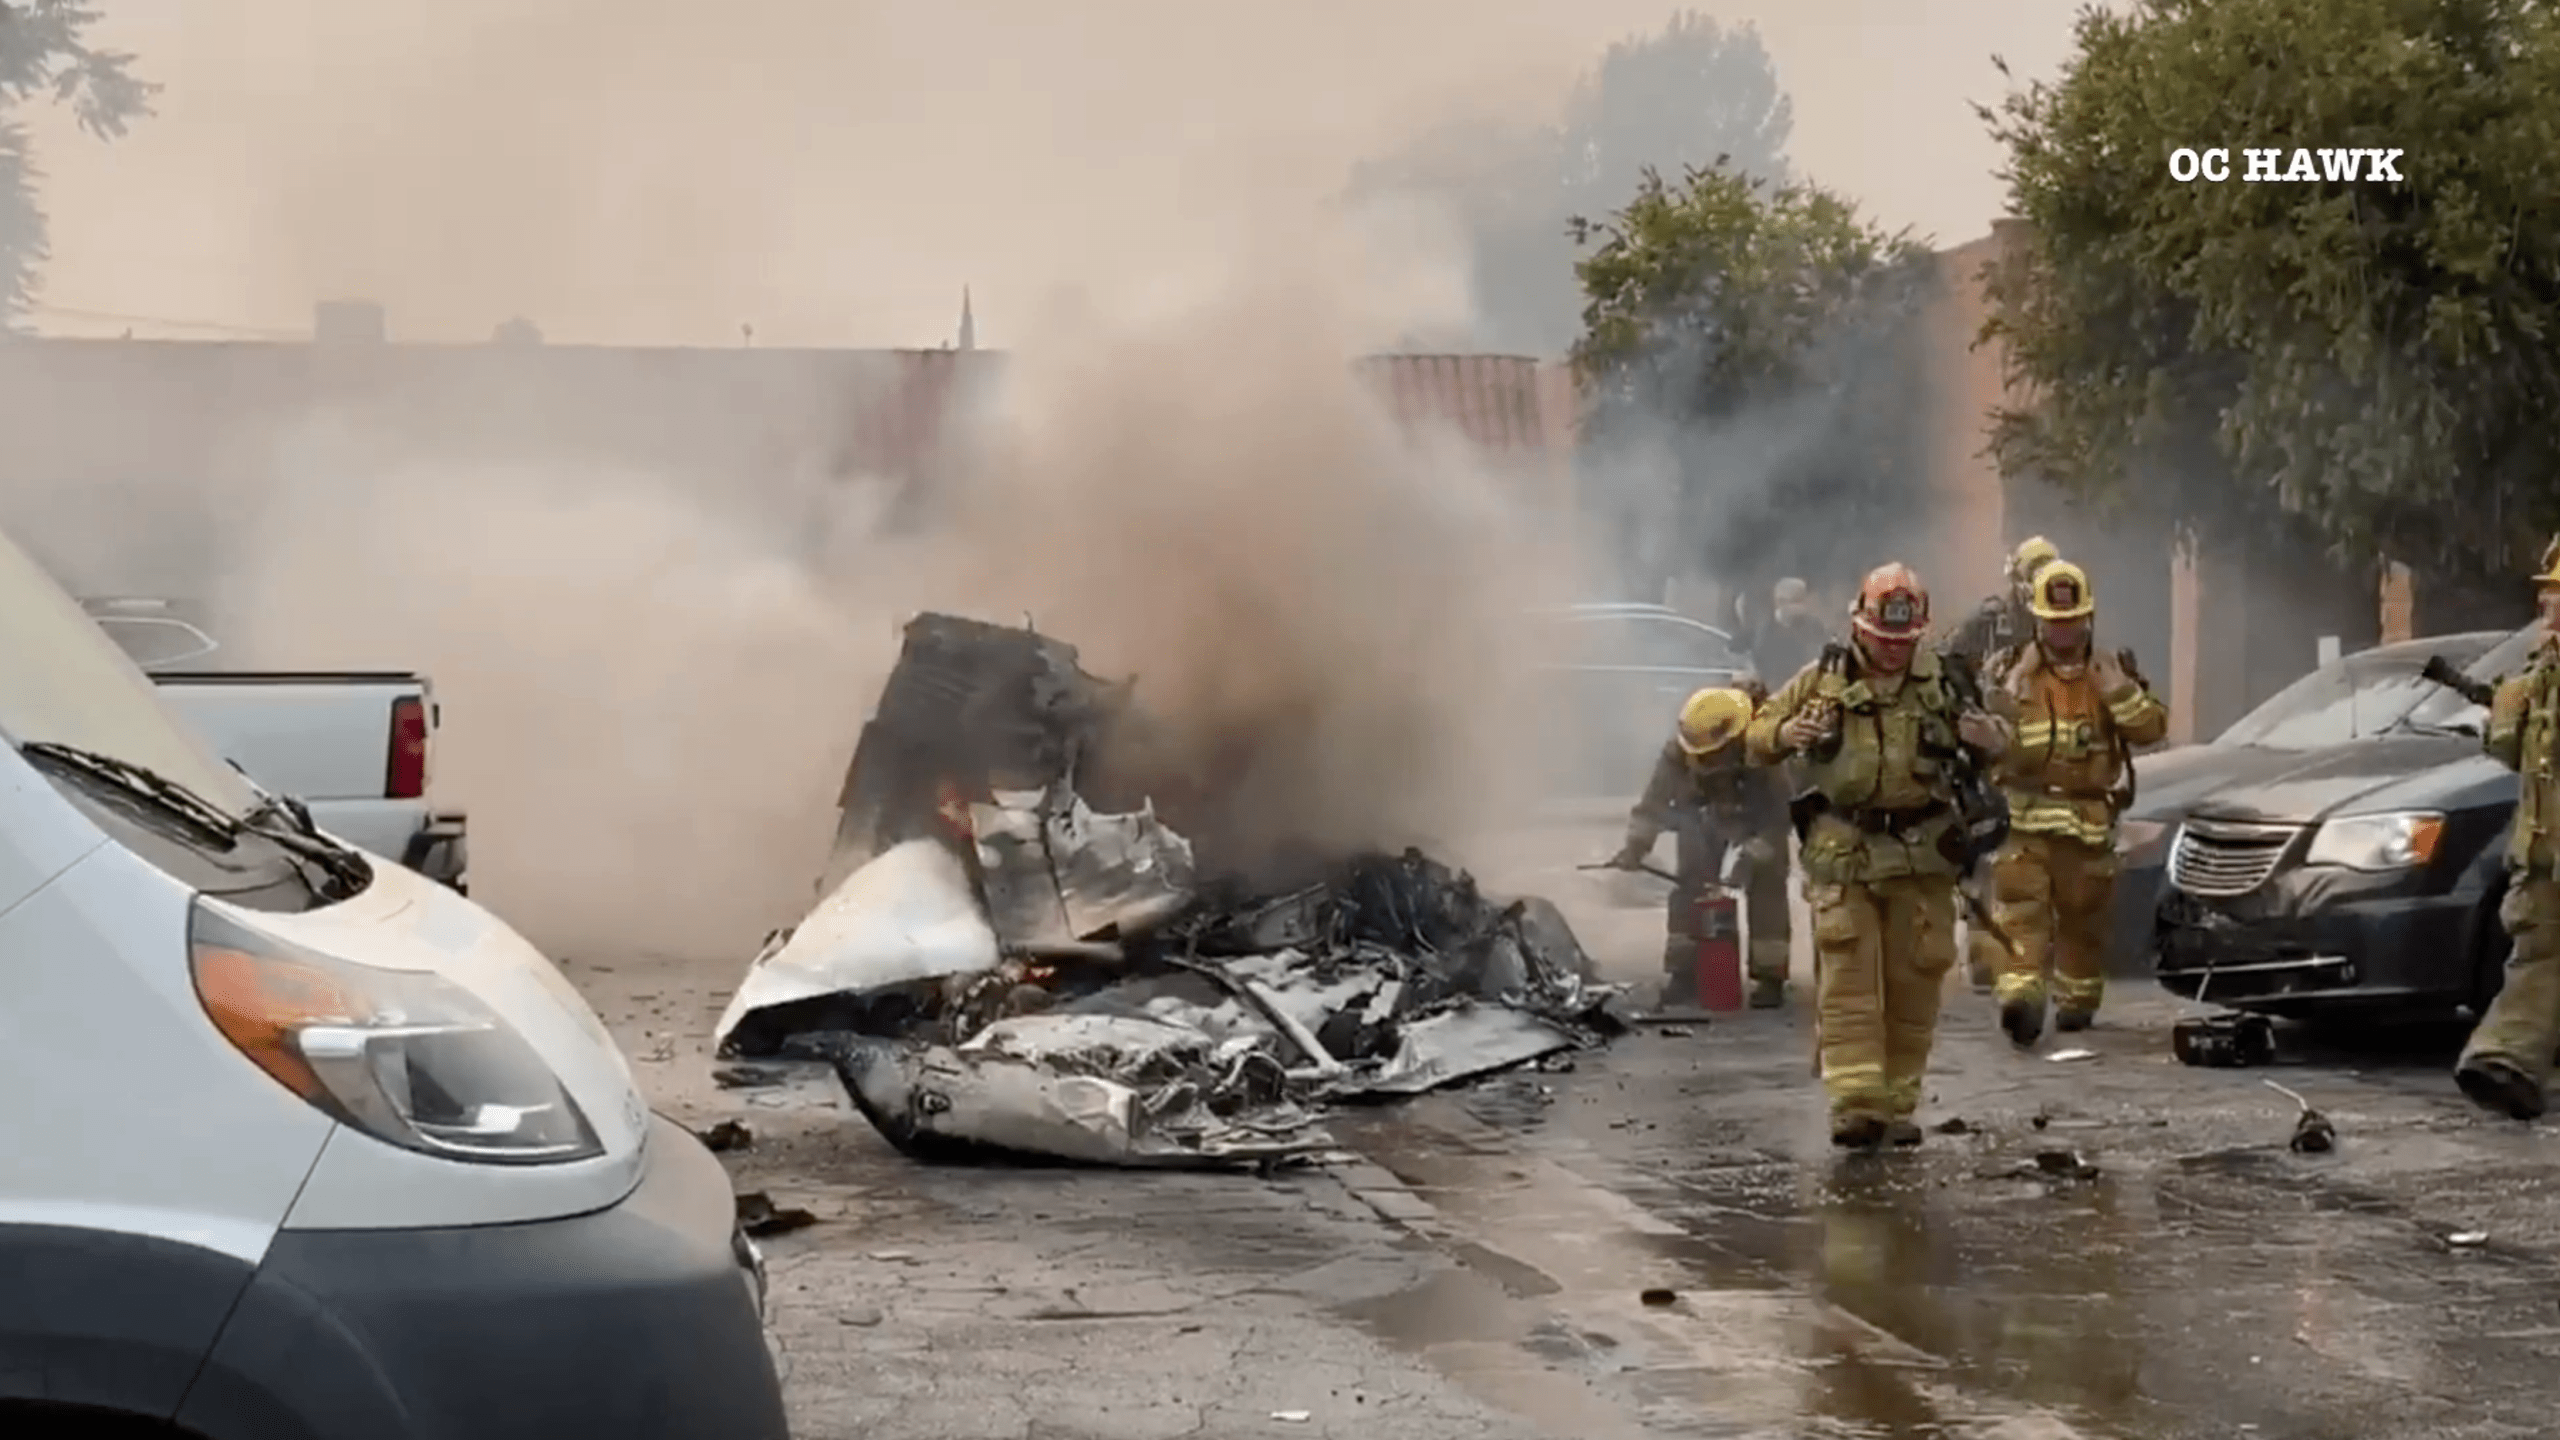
[151,670,467,889]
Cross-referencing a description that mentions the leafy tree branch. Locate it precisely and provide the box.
[1569,160,1937,595]
[1981,0,2560,581]
[0,0,157,329]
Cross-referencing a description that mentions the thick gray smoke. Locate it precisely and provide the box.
[1563,225,1945,635]
[186,229,1571,962]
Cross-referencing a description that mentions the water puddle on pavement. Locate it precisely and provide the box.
[1325,1072,2560,1440]
[1328,1108,2115,1438]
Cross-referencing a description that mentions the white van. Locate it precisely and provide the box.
[0,526,789,1438]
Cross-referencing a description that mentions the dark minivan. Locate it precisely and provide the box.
[2153,625,2538,1017]
[2106,631,2507,968]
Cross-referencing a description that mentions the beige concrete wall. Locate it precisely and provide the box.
[0,337,975,490]
[0,336,1586,599]
[1928,230,2010,613]
[0,341,1570,498]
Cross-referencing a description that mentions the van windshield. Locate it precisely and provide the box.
[0,527,261,816]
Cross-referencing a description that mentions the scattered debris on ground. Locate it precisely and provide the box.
[2033,1149,2099,1179]
[711,613,1627,1170]
[2172,1009,2277,1067]
[1639,1287,1678,1307]
[2265,1080,2337,1153]
[737,1191,820,1237]
[695,1119,754,1152]
[714,1063,796,1090]
[2448,1230,2489,1249]
[2046,1048,2098,1063]
[1932,1117,1971,1135]
[1985,1149,2102,1183]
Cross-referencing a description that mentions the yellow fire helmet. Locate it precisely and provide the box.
[2030,559,2096,621]
[1675,686,1755,757]
[2537,534,2560,587]
[2010,535,2060,583]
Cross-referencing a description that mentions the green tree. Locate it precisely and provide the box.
[0,1,156,331]
[1569,162,1937,597]
[1981,0,2560,593]
[1348,12,1792,356]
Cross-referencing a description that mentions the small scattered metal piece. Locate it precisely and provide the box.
[736,1191,820,1238]
[2265,1079,2337,1153]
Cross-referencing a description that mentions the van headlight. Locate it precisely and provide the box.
[2303,811,2446,872]
[189,902,603,1164]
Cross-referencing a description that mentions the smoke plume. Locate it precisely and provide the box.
[190,211,1569,962]
[0,0,2135,963]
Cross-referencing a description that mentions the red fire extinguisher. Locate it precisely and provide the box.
[1691,886,1746,1013]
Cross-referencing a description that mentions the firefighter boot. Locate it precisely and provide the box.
[2456,1057,2547,1121]
[2000,996,2044,1048]
[1830,1114,1887,1151]
[1750,977,1786,1009]
[1659,939,1698,1009]
[1885,1119,1925,1147]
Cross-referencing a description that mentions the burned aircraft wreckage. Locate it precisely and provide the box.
[714,613,1625,1168]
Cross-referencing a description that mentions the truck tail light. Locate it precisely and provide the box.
[387,696,430,800]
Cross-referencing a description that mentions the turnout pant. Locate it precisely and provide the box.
[1983,831,2115,1018]
[1962,858,2003,986]
[1807,873,1957,1122]
[1668,818,1791,990]
[2460,876,2560,1084]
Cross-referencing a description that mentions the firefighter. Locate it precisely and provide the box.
[1948,536,2061,666]
[1746,563,2011,1149]
[1607,685,1793,1008]
[2453,536,2560,1119]
[1971,561,2168,1045]
[1747,577,1832,689]
[1952,536,2061,989]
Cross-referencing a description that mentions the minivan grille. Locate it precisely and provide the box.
[2170,822,2300,897]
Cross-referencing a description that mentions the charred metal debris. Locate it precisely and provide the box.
[712,613,1627,1169]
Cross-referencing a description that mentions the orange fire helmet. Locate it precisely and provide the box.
[1851,563,1931,640]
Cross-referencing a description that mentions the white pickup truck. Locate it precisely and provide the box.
[82,598,469,891]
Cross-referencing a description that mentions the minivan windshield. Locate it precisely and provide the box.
[2214,632,2506,750]
[0,527,261,816]
[2401,623,2542,732]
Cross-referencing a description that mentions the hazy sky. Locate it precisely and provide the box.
[27,1,2081,349]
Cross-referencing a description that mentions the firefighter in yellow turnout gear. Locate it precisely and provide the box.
[1747,564,2013,1150]
[1970,562,2168,1045]
[1960,537,2066,991]
[2454,538,2560,1119]
[1610,685,1793,1008]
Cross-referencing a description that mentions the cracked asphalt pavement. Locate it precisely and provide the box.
[570,818,2560,1439]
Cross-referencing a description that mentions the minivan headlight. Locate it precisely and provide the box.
[189,902,603,1164]
[2304,811,2446,872]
